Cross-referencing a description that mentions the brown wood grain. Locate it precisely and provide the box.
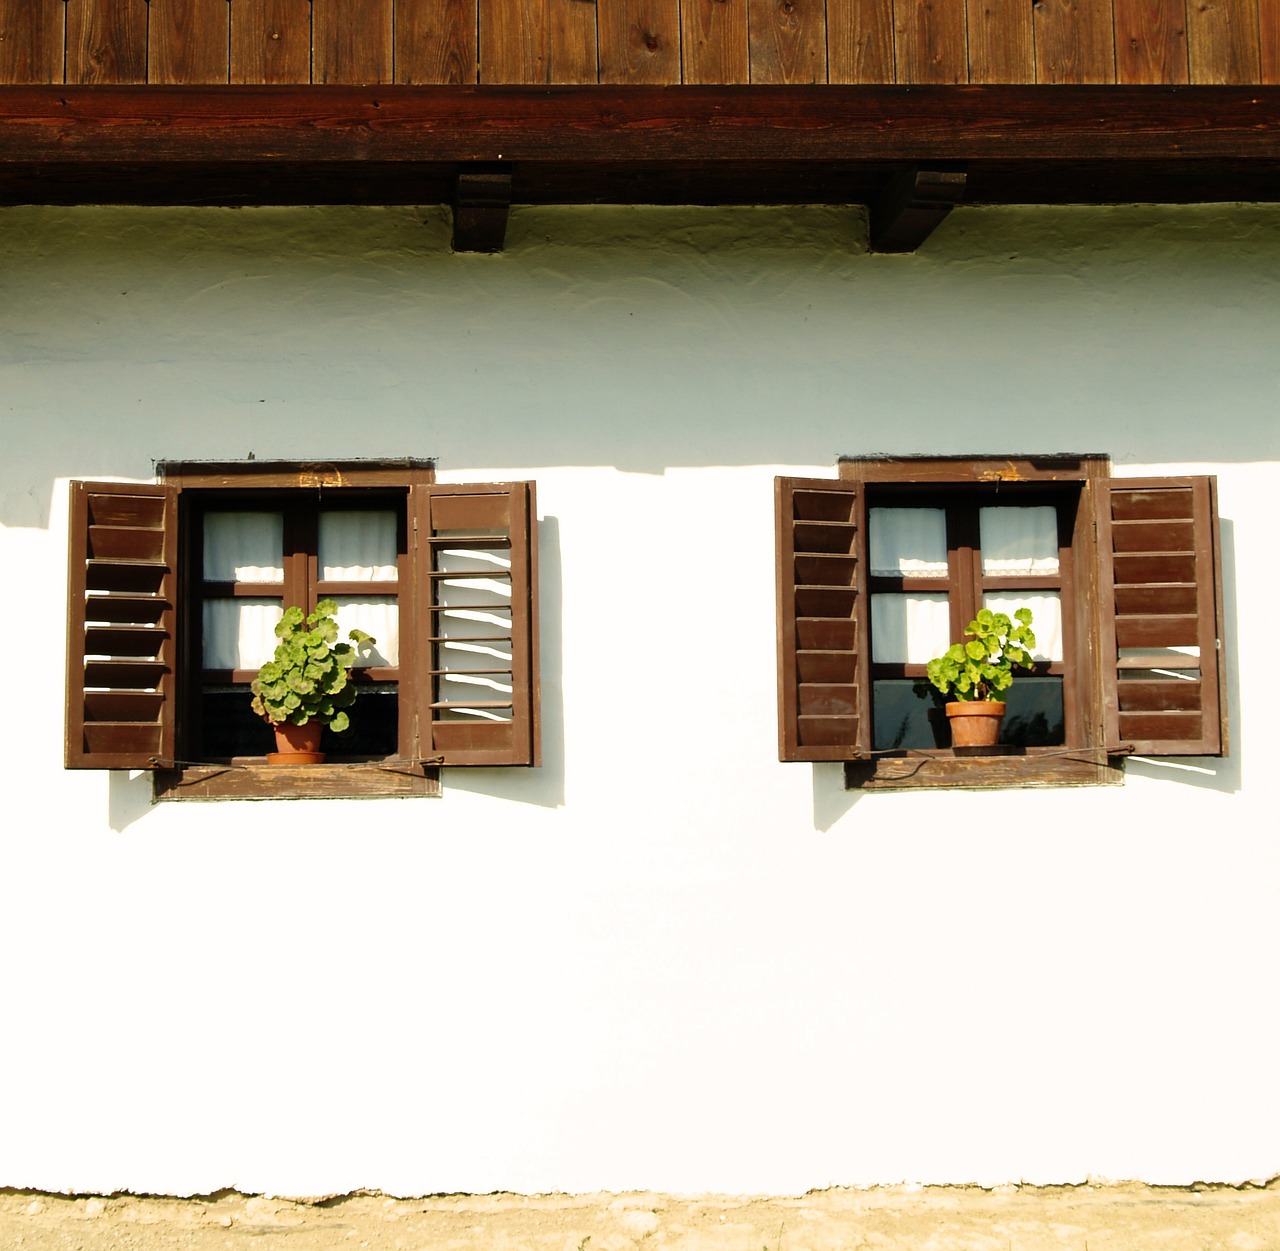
[480,0,546,81]
[231,0,310,83]
[150,0,229,84]
[1187,0,1261,81]
[0,0,65,84]
[549,0,598,82]
[682,0,751,83]
[967,0,1034,81]
[828,0,894,81]
[313,0,393,83]
[1113,0,1189,82]
[2,84,1278,163]
[396,0,478,83]
[1264,0,1279,81]
[894,0,968,83]
[66,0,148,83]
[599,0,681,81]
[1034,0,1117,82]
[749,0,827,83]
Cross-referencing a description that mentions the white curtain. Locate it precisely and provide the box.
[980,506,1059,575]
[870,505,1062,663]
[869,508,948,577]
[332,598,399,667]
[871,593,950,663]
[203,512,283,583]
[319,510,398,581]
[203,599,283,670]
[984,592,1062,661]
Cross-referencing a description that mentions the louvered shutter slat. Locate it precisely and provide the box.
[776,477,869,761]
[1099,477,1226,757]
[65,481,178,769]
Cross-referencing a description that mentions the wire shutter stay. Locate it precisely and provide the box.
[413,482,540,766]
[65,481,179,769]
[1097,475,1227,757]
[775,476,870,761]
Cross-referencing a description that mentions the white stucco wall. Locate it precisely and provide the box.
[1,203,1277,1198]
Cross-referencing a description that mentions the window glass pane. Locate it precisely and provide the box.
[872,677,1065,750]
[200,683,398,759]
[1001,677,1064,746]
[873,680,947,750]
[871,592,950,663]
[980,506,1059,575]
[319,510,398,581]
[332,597,399,667]
[869,508,948,577]
[203,512,284,583]
[983,592,1063,662]
[203,598,282,670]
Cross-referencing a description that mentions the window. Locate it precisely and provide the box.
[775,456,1227,789]
[65,461,540,799]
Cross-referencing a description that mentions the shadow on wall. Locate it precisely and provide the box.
[3,203,1280,529]
[1128,514,1241,796]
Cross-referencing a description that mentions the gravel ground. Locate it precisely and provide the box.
[2,1182,1278,1251]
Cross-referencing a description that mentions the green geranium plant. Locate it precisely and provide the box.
[250,600,375,733]
[921,606,1037,703]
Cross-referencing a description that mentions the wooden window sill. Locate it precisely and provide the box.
[153,761,442,801]
[845,751,1125,790]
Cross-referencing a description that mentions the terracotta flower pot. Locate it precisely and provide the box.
[266,719,325,765]
[945,701,1006,749]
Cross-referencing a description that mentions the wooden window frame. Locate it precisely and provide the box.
[66,460,540,801]
[775,454,1227,791]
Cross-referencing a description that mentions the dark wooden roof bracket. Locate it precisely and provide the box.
[870,164,968,252]
[452,165,513,253]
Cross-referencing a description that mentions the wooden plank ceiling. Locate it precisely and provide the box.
[0,1,1276,249]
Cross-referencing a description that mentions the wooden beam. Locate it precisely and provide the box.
[0,85,1276,166]
[452,165,513,251]
[869,163,967,251]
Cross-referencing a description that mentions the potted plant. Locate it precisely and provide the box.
[250,600,375,764]
[920,607,1036,749]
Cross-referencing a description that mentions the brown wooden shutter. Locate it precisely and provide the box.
[775,476,870,761]
[65,481,179,769]
[412,482,540,766]
[1097,475,1227,756]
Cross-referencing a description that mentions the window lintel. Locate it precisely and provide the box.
[157,459,435,490]
[838,454,1110,485]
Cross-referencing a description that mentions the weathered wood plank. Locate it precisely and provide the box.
[313,0,393,83]
[1035,0,1117,82]
[0,0,65,84]
[2,84,1278,163]
[828,0,894,81]
[396,0,478,83]
[66,0,148,84]
[682,0,751,83]
[1187,0,1262,82]
[749,0,827,83]
[549,0,598,82]
[150,0,229,85]
[231,0,311,83]
[894,0,968,83]
[1264,0,1279,82]
[599,0,682,82]
[1114,0,1189,82]
[480,0,546,81]
[967,0,1035,82]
